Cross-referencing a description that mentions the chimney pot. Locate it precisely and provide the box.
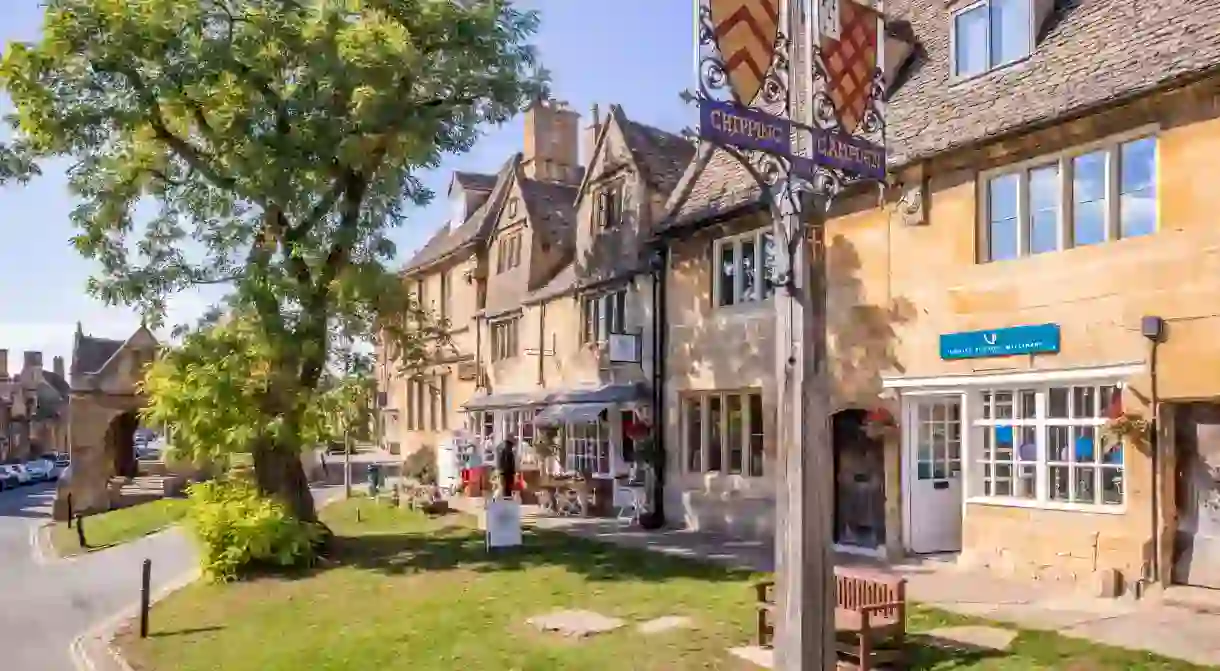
[23,351,42,369]
[53,356,65,378]
[0,349,7,378]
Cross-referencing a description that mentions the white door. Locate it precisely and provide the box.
[906,396,964,554]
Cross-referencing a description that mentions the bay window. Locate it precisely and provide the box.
[566,422,610,476]
[973,383,1124,508]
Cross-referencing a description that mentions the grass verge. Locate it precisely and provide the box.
[116,499,1208,670]
[51,497,190,557]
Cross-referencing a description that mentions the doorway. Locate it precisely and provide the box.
[904,395,964,554]
[831,409,886,553]
[103,411,139,479]
[1172,402,1220,589]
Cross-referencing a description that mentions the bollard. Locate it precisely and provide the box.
[76,514,86,548]
[67,495,73,528]
[356,507,362,523]
[139,558,152,638]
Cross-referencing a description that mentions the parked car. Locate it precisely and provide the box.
[23,460,52,483]
[0,467,17,490]
[41,454,69,480]
[1,464,30,485]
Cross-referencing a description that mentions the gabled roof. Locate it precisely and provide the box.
[575,105,695,204]
[70,324,157,389]
[451,171,498,193]
[518,177,579,250]
[400,155,521,275]
[665,0,1220,229]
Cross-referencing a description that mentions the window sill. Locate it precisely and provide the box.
[948,54,1032,88]
[965,496,1126,515]
[712,299,773,316]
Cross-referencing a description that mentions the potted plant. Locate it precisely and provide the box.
[1103,411,1150,448]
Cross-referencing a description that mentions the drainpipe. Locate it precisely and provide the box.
[537,303,546,387]
[641,245,668,530]
[1142,315,1166,587]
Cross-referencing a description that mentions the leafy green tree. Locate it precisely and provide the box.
[1,0,545,521]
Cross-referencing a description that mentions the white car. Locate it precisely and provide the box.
[1,464,30,485]
[23,460,52,482]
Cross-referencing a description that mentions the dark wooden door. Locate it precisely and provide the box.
[832,410,886,549]
[1173,403,1220,589]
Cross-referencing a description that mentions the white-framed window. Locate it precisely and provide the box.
[580,289,627,344]
[566,421,610,476]
[489,317,519,361]
[713,229,776,307]
[683,390,765,477]
[952,0,1032,79]
[980,133,1157,263]
[594,181,625,228]
[973,383,1124,509]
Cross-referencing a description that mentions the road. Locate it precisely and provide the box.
[0,482,195,671]
[0,449,393,671]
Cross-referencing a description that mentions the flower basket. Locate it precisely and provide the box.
[1103,412,1150,448]
[863,408,898,441]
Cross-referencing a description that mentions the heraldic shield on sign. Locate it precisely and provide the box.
[696,0,886,183]
[707,0,781,106]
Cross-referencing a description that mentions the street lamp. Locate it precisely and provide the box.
[680,0,888,668]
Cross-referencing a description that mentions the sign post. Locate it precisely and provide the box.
[689,1,887,668]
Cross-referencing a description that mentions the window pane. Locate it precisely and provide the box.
[1073,151,1107,246]
[741,238,757,302]
[1072,386,1096,418]
[727,395,743,474]
[990,0,1030,66]
[613,291,626,333]
[708,396,723,471]
[761,233,776,299]
[1049,465,1071,501]
[1101,467,1123,505]
[1076,466,1097,504]
[718,243,736,306]
[748,394,764,476]
[1120,137,1156,238]
[1048,387,1069,418]
[993,390,1014,420]
[1048,425,1070,462]
[988,174,1019,261]
[1028,164,1059,254]
[686,399,702,472]
[954,5,988,77]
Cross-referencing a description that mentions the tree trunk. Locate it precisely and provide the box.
[252,439,318,523]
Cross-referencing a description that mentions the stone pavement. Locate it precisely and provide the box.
[449,497,1220,667]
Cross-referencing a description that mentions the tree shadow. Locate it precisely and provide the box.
[148,625,226,639]
[319,522,758,585]
[905,634,1009,669]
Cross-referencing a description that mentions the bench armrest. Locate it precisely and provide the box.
[858,601,906,614]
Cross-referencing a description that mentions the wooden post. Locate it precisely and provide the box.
[139,558,152,638]
[773,0,836,668]
[76,513,86,548]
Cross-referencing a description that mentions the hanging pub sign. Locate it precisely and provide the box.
[696,0,887,182]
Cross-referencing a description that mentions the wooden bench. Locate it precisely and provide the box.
[755,567,907,670]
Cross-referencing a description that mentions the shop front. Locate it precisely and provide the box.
[461,382,652,517]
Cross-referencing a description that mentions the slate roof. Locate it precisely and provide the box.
[666,0,1220,227]
[619,119,697,196]
[72,333,124,378]
[518,178,579,249]
[452,171,498,192]
[42,371,69,397]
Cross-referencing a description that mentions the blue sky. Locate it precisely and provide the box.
[0,0,696,370]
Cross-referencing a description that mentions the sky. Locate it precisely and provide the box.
[0,0,696,372]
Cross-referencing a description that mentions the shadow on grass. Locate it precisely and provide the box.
[148,625,226,639]
[317,521,760,585]
[906,635,1008,669]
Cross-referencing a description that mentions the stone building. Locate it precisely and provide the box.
[658,0,1220,594]
[54,323,158,517]
[0,350,70,461]
[380,98,694,505]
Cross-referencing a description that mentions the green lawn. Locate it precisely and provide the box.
[51,498,190,557]
[115,500,1209,671]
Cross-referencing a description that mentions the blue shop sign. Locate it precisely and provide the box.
[939,324,1061,360]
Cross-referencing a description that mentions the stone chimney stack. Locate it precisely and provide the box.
[582,103,602,169]
[23,351,42,371]
[522,97,581,183]
[0,349,8,379]
[53,356,64,378]
[22,351,43,387]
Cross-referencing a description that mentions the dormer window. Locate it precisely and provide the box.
[450,190,466,224]
[952,0,1032,79]
[594,182,625,228]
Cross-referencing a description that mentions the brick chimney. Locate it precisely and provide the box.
[582,103,602,168]
[53,356,64,378]
[0,349,7,379]
[522,98,581,183]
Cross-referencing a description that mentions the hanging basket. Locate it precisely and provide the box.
[1103,412,1150,448]
[863,407,898,441]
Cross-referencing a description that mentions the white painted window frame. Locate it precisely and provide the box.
[712,229,775,308]
[565,421,611,477]
[949,0,1034,80]
[977,126,1160,263]
[970,382,1126,513]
